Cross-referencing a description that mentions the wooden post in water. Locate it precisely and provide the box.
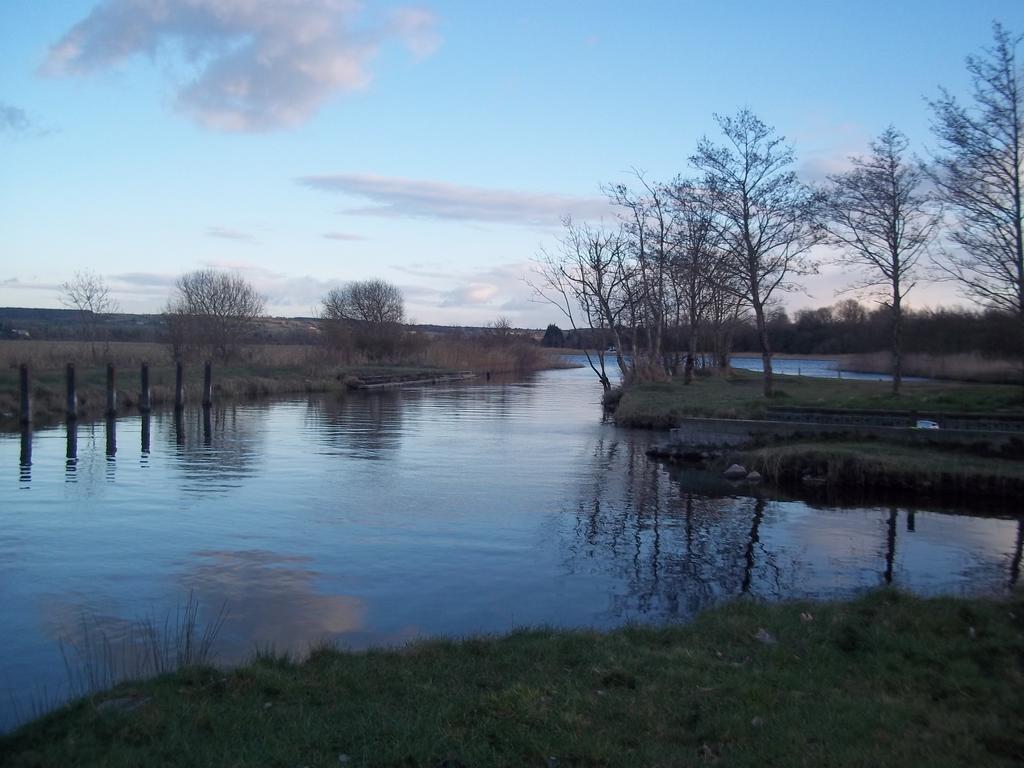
[106,363,117,416]
[202,361,213,407]
[139,362,151,413]
[66,363,78,421]
[19,364,31,425]
[174,362,185,410]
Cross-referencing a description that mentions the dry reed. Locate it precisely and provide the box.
[841,351,1023,383]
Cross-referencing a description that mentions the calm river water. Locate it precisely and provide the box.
[1,360,1020,728]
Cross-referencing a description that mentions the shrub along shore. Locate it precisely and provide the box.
[0,340,574,431]
[2,590,1021,767]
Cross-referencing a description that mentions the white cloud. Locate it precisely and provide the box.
[322,231,366,241]
[207,225,258,242]
[42,0,440,132]
[440,282,498,307]
[297,172,614,227]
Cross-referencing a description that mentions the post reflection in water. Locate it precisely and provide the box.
[202,406,212,447]
[19,425,31,485]
[64,421,78,481]
[174,409,185,447]
[140,413,151,460]
[105,416,117,460]
[104,416,117,481]
[884,508,898,585]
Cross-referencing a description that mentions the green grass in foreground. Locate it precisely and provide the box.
[3,590,1023,767]
[741,440,1024,497]
[614,371,1024,428]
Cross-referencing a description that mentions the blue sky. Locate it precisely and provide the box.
[2,0,1022,326]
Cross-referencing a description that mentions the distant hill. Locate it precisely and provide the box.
[0,307,543,343]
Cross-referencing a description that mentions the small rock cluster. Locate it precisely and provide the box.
[723,464,762,484]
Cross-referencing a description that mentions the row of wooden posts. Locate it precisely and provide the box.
[18,361,215,425]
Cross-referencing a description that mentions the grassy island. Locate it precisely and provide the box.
[2,590,1021,767]
[616,370,1024,499]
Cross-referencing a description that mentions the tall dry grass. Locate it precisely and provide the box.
[841,351,1023,384]
[0,340,339,372]
[414,339,568,374]
[6,594,225,731]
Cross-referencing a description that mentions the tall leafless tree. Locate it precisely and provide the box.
[531,218,630,390]
[60,270,119,357]
[606,172,676,377]
[166,269,265,360]
[928,23,1024,374]
[822,126,938,394]
[691,109,820,396]
[666,178,725,383]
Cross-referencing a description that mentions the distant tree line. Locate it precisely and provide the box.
[553,301,1020,359]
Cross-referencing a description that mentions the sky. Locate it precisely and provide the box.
[2,0,1023,327]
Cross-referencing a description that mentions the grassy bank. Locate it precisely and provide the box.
[739,440,1024,499]
[2,590,1021,766]
[614,370,1024,429]
[0,340,572,431]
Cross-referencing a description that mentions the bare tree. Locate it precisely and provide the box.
[320,279,405,359]
[166,269,265,360]
[666,179,725,383]
[928,23,1023,371]
[822,126,938,394]
[321,279,405,324]
[606,172,676,377]
[691,109,820,396]
[486,315,515,345]
[60,270,119,356]
[531,218,630,390]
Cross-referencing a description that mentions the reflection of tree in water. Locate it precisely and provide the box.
[561,437,791,622]
[157,405,264,494]
[304,392,405,459]
[565,440,1023,619]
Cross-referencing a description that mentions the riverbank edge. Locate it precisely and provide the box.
[0,356,579,433]
[650,439,1024,502]
[614,373,1024,498]
[2,589,1021,766]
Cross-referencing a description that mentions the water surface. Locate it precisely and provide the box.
[0,360,1018,728]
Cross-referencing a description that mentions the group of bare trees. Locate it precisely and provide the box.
[535,109,821,396]
[536,22,1023,396]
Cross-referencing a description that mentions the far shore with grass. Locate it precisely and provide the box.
[0,340,575,431]
[2,589,1021,767]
